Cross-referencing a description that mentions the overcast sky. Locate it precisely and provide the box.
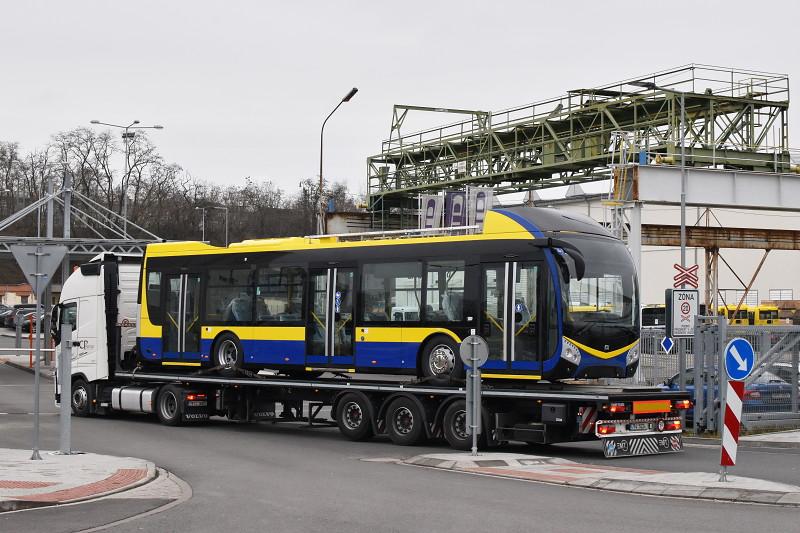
[2,0,797,197]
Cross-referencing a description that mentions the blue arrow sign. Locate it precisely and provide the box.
[661,337,674,354]
[724,338,755,381]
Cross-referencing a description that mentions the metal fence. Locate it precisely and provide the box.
[636,320,800,433]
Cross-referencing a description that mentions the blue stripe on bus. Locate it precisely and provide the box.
[575,350,627,374]
[139,337,162,360]
[356,342,418,368]
[493,209,564,372]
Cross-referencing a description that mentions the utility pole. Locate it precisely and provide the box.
[319,87,358,234]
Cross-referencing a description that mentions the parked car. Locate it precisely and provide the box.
[664,368,794,416]
[769,362,800,385]
[20,311,46,333]
[3,304,36,328]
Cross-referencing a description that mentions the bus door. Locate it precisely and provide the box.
[162,273,202,362]
[306,267,355,366]
[480,262,542,372]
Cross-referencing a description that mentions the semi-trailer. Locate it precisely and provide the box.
[54,253,690,458]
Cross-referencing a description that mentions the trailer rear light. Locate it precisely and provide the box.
[664,419,682,431]
[673,399,691,410]
[597,423,616,435]
[186,393,207,401]
[608,402,628,413]
[744,390,760,400]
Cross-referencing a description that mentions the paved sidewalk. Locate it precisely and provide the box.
[685,428,800,450]
[0,448,156,512]
[402,453,800,506]
[0,356,55,380]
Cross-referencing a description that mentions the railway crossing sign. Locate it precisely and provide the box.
[673,263,699,288]
[724,338,755,381]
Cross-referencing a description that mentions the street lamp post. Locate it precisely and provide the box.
[89,119,164,237]
[213,206,229,247]
[195,207,207,242]
[318,87,358,234]
[631,82,687,276]
[632,80,689,398]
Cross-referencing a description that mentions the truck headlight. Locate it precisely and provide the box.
[626,343,640,366]
[561,338,581,365]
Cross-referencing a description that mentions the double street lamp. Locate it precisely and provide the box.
[318,87,358,234]
[89,119,164,237]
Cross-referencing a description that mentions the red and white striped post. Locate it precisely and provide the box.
[720,380,744,481]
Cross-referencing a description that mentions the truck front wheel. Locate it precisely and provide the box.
[71,378,92,417]
[156,385,183,426]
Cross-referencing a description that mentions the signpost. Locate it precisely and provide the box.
[10,244,68,460]
[665,288,699,338]
[459,334,489,456]
[720,337,755,481]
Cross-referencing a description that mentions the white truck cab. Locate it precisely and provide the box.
[53,254,141,383]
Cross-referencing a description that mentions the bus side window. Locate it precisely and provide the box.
[425,260,465,322]
[362,262,422,322]
[256,267,305,322]
[146,271,163,325]
[206,268,254,323]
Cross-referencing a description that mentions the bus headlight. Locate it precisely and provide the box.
[561,338,581,365]
[626,343,640,366]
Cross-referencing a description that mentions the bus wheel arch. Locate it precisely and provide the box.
[212,331,244,374]
[417,334,464,384]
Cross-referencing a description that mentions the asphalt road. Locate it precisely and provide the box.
[2,362,800,533]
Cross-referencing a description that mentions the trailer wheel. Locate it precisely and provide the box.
[214,333,243,376]
[420,335,463,385]
[385,397,425,446]
[71,378,92,417]
[156,385,183,426]
[442,401,471,450]
[336,393,374,441]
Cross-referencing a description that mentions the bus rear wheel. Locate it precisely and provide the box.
[214,333,243,376]
[385,397,426,446]
[420,336,463,385]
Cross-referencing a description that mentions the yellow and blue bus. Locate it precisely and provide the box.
[136,207,640,382]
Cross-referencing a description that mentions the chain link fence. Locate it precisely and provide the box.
[635,321,800,432]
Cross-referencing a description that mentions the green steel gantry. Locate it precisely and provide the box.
[366,64,791,226]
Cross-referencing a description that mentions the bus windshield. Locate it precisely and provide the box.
[558,236,638,350]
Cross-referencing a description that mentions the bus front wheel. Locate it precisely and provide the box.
[420,336,463,384]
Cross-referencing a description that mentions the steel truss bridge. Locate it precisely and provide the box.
[366,64,791,225]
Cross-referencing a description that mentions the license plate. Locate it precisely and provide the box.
[627,422,651,431]
[603,434,684,458]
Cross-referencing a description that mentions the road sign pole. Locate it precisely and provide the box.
[31,260,42,461]
[10,244,68,462]
[58,324,73,454]
[460,335,488,457]
[719,337,755,481]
